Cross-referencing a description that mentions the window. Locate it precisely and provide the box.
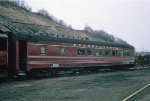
[96,49,102,56]
[117,50,123,56]
[78,48,85,55]
[123,50,127,56]
[125,50,131,56]
[123,50,128,56]
[0,38,7,51]
[60,47,65,54]
[112,50,117,56]
[129,51,134,56]
[105,49,110,56]
[87,48,94,56]
[40,46,46,55]
[123,50,134,56]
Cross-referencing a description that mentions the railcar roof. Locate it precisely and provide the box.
[0,33,8,38]
[14,32,134,49]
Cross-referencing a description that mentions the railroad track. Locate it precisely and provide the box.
[0,66,149,82]
[122,84,150,101]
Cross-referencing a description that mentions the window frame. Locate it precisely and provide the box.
[0,38,7,51]
[96,49,102,56]
[105,49,110,56]
[60,47,65,54]
[117,50,123,56]
[87,48,94,56]
[40,45,46,55]
[112,50,117,56]
[78,48,85,56]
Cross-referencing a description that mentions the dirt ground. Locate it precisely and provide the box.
[0,68,150,101]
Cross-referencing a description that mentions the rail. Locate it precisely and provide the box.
[122,83,150,101]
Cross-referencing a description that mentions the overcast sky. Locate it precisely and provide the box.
[25,0,150,52]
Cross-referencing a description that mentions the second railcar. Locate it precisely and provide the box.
[0,33,7,77]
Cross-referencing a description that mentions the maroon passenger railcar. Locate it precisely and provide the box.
[0,33,7,77]
[0,31,135,77]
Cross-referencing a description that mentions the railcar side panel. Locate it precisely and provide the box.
[26,42,134,71]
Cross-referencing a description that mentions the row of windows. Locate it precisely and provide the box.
[78,48,134,56]
[40,46,134,56]
[78,48,105,56]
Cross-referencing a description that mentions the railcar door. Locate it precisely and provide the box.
[7,32,16,77]
[19,40,27,72]
[0,33,8,77]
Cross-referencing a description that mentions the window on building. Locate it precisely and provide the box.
[78,48,85,55]
[87,48,94,56]
[105,49,110,56]
[40,46,46,55]
[96,49,102,56]
[60,47,65,54]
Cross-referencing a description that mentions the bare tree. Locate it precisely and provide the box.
[38,9,50,17]
[0,0,32,11]
[58,19,67,27]
[68,25,72,29]
[84,24,93,33]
